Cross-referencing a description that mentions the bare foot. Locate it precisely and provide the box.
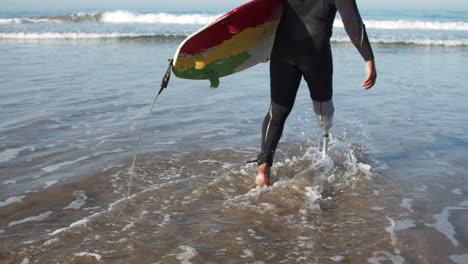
[255,163,271,186]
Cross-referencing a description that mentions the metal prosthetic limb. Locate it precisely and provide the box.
[313,99,334,158]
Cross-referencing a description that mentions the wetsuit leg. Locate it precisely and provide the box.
[300,49,333,102]
[299,50,334,135]
[257,58,302,166]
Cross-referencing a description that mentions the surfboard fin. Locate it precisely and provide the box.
[208,71,220,88]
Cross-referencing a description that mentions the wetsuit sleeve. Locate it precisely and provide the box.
[335,0,374,61]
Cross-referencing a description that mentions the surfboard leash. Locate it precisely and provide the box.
[110,60,173,227]
[206,159,258,191]
[158,59,173,95]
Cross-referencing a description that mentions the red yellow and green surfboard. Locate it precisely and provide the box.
[172,0,283,88]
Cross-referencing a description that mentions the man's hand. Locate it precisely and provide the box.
[362,60,377,89]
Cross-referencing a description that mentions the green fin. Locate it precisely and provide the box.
[208,71,220,89]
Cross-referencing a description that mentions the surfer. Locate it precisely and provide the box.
[256,0,377,186]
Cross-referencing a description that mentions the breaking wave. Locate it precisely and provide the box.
[100,10,221,24]
[1,10,467,46]
[1,32,466,47]
[334,19,468,31]
[0,32,187,40]
[1,10,468,30]
[333,36,468,47]
[0,11,221,25]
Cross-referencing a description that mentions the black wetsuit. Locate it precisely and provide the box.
[258,0,374,166]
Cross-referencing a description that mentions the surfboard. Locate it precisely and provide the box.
[171,0,283,88]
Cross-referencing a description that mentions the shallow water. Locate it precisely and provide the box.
[0,142,391,263]
[1,11,468,263]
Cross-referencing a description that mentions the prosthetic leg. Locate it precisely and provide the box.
[313,99,334,158]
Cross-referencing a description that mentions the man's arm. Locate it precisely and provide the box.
[335,0,374,61]
[336,0,376,89]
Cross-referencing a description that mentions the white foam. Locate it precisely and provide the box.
[358,163,372,171]
[333,19,468,31]
[0,17,60,24]
[450,254,468,264]
[63,190,87,209]
[425,206,465,247]
[0,196,25,207]
[101,10,220,25]
[241,249,254,258]
[298,186,323,222]
[42,180,58,189]
[395,219,416,231]
[93,148,125,156]
[375,37,468,47]
[0,10,468,31]
[368,251,405,264]
[122,221,135,232]
[216,248,227,254]
[0,32,183,40]
[329,256,344,262]
[297,237,314,249]
[3,180,16,184]
[51,181,178,236]
[175,246,198,264]
[248,229,265,240]
[158,214,171,228]
[332,36,468,47]
[3,11,468,30]
[460,201,468,207]
[304,186,322,204]
[84,206,101,211]
[155,140,177,145]
[0,147,33,163]
[382,218,410,263]
[74,252,102,261]
[42,156,89,172]
[8,211,52,227]
[43,238,60,246]
[20,257,30,264]
[50,212,99,236]
[381,20,467,31]
[198,159,220,164]
[452,188,463,195]
[2,31,466,47]
[413,185,428,192]
[399,198,414,213]
[120,210,149,231]
[385,217,399,253]
[103,164,124,171]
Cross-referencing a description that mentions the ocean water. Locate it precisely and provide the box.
[1,6,468,264]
